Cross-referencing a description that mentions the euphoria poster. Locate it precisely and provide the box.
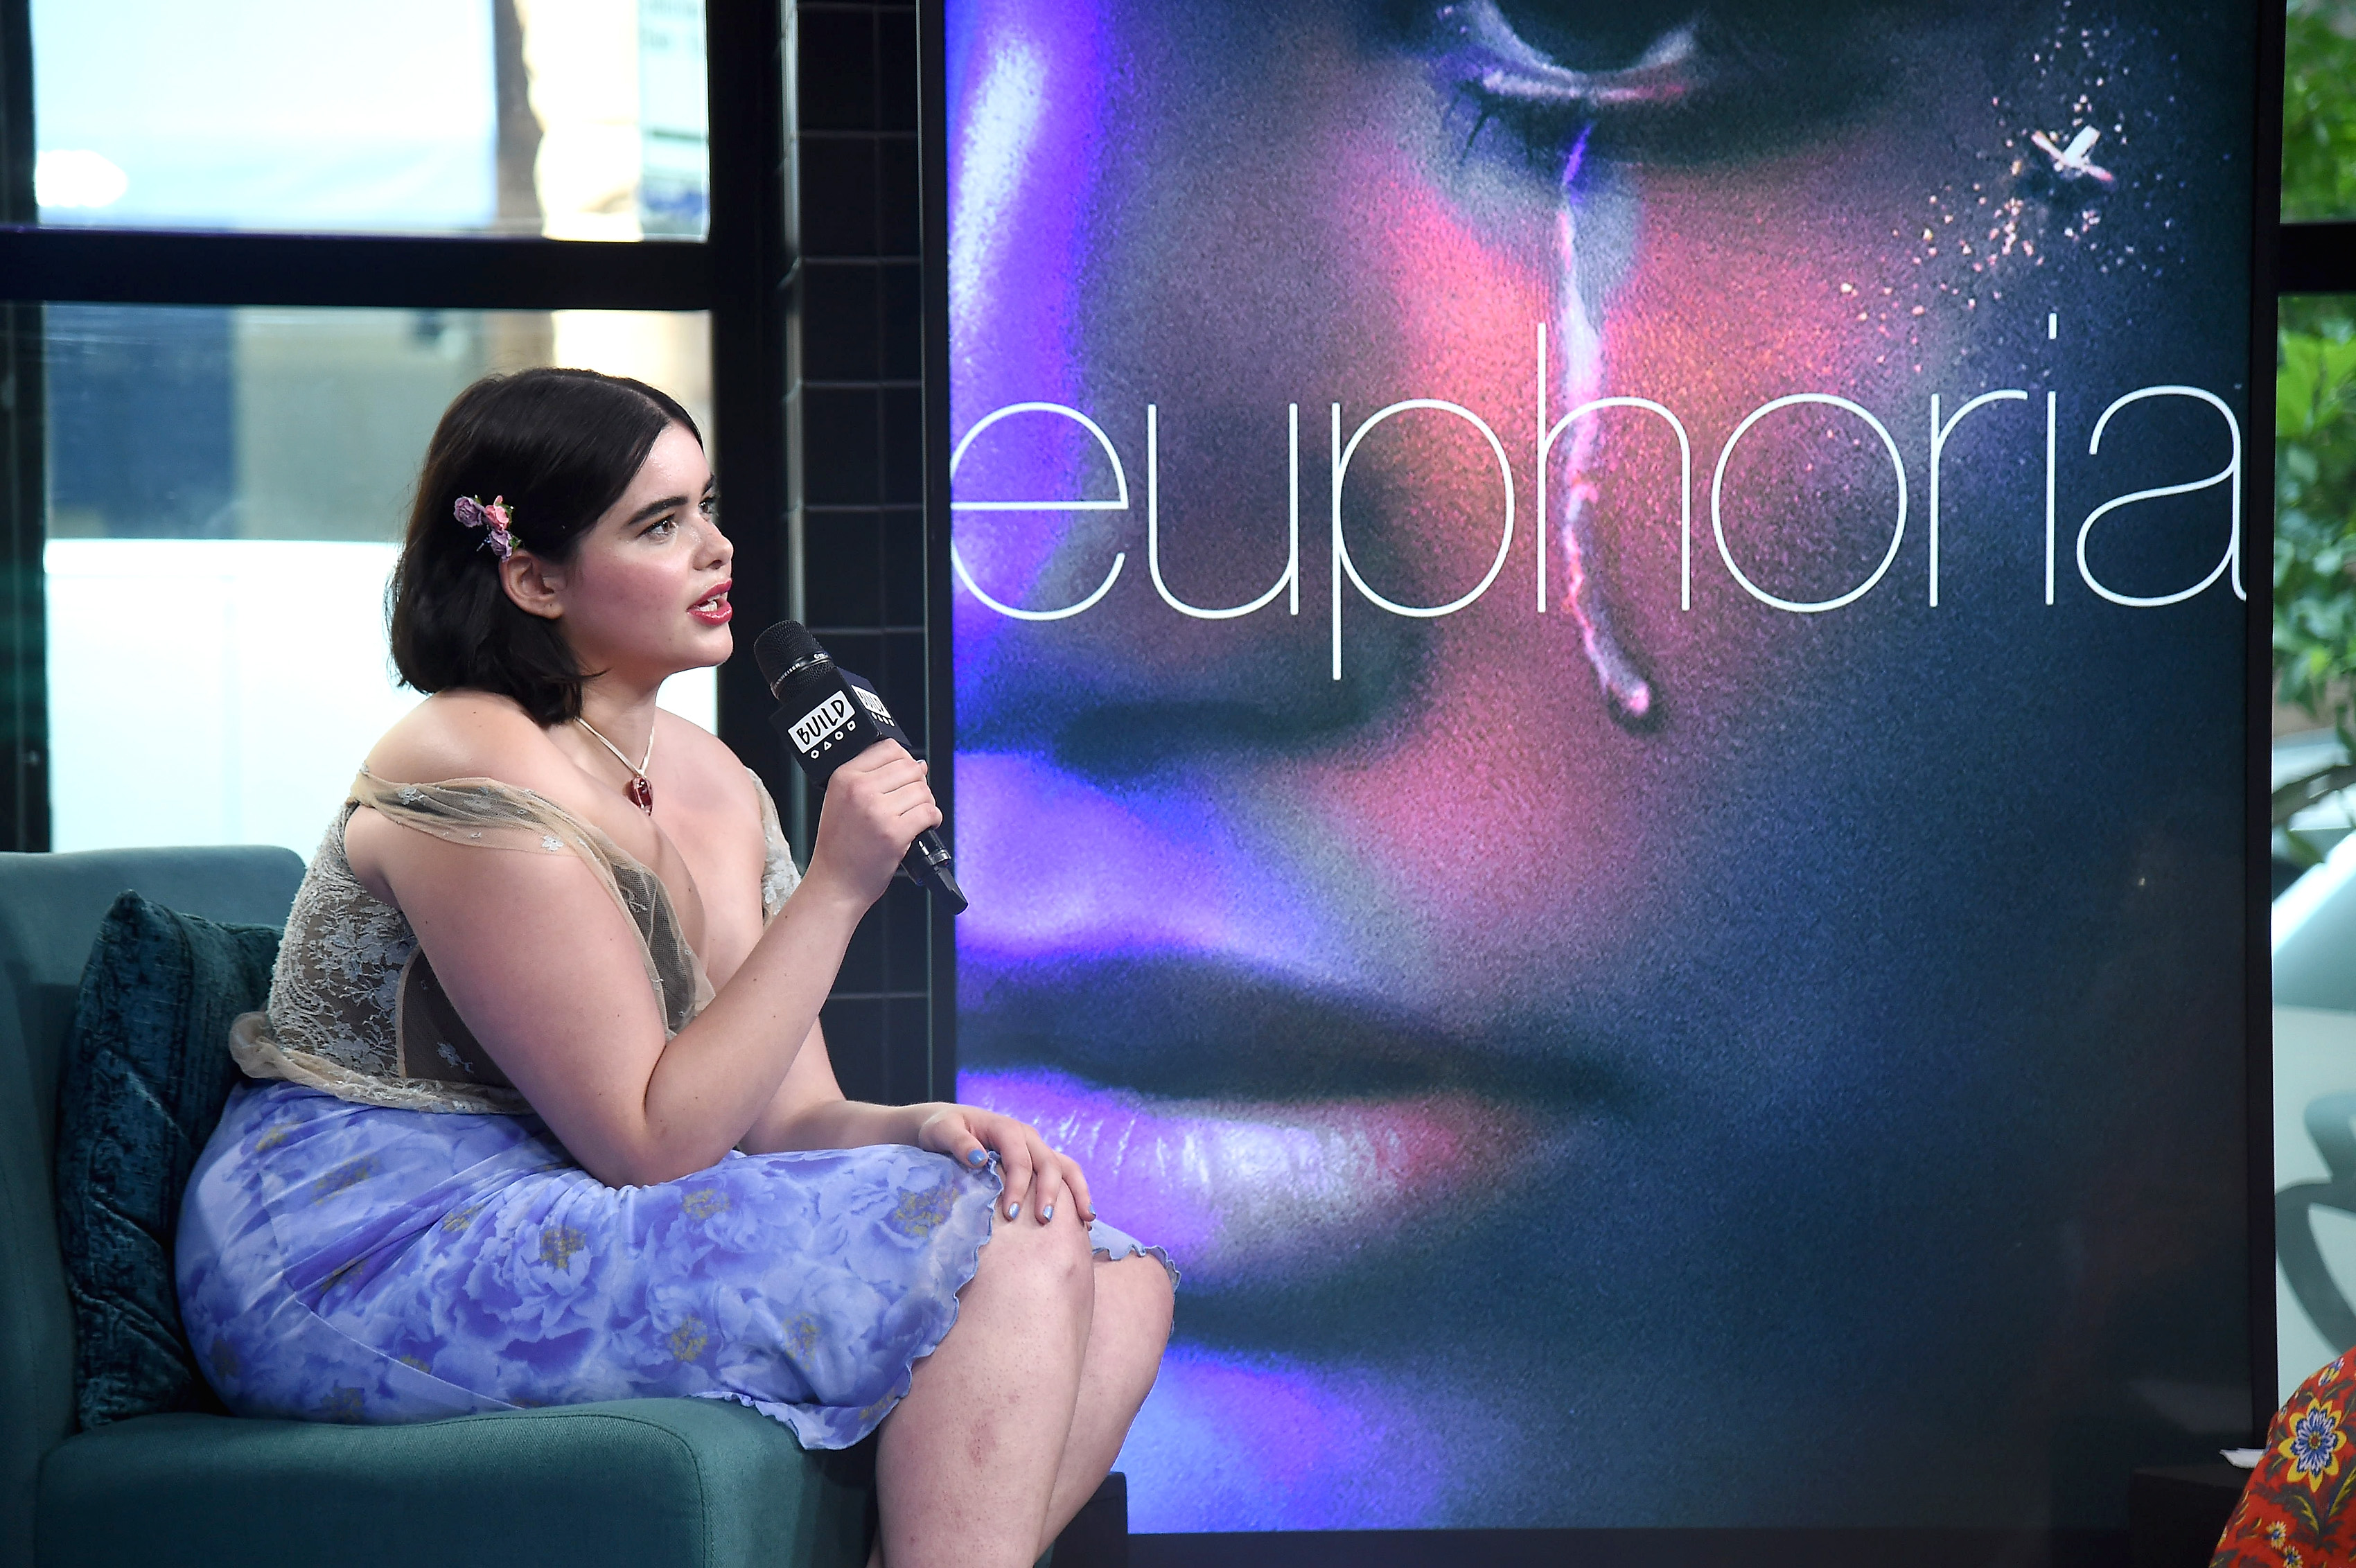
[942,0,2261,1533]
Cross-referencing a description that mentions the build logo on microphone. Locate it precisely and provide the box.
[789,692,855,756]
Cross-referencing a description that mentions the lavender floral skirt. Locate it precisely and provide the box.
[177,1080,1170,1447]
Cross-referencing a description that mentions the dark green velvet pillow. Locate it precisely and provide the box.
[53,890,281,1429]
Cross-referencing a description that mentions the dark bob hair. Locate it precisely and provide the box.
[389,367,701,725]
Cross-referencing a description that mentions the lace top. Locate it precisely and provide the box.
[230,766,802,1116]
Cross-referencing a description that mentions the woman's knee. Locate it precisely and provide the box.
[1093,1253,1174,1359]
[974,1206,1096,1313]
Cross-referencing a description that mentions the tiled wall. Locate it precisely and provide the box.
[789,1,935,1106]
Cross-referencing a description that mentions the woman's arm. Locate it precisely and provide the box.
[739,1023,1097,1224]
[364,742,938,1187]
[736,1023,899,1148]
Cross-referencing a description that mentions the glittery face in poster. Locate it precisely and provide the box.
[947,0,2256,1532]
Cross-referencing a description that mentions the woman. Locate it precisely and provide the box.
[176,367,1175,1568]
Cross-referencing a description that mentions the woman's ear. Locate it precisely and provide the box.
[500,549,566,621]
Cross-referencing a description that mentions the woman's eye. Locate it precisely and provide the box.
[1431,0,1900,168]
[1435,0,1697,138]
[647,517,677,540]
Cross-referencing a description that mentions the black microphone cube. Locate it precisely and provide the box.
[769,667,912,791]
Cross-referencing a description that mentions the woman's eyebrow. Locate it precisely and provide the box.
[625,494,693,525]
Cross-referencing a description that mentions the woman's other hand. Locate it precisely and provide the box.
[806,741,942,906]
[919,1104,1096,1226]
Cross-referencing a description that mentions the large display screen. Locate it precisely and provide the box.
[943,0,2260,1534]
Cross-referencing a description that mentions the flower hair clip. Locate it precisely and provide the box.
[453,495,517,561]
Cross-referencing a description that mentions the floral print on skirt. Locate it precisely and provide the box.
[177,1079,1170,1447]
[2214,1350,2356,1567]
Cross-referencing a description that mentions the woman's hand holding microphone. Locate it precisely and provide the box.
[804,740,942,906]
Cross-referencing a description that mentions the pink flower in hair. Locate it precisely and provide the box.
[454,494,516,561]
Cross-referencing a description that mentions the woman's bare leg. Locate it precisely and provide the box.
[872,1210,1096,1568]
[1030,1251,1175,1555]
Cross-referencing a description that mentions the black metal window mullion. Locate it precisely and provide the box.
[707,0,795,819]
[0,0,39,852]
[0,229,710,310]
[2283,221,2356,291]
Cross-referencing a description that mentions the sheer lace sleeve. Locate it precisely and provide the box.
[750,768,802,924]
[231,769,722,1115]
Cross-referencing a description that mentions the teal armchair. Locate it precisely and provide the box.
[0,847,871,1568]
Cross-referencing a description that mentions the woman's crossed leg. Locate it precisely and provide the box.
[872,1212,1175,1568]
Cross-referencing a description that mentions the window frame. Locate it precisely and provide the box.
[2283,222,2356,290]
[0,0,798,852]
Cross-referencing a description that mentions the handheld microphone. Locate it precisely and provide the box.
[753,621,967,914]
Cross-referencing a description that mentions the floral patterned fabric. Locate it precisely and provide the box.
[178,774,1175,1446]
[2213,1350,2356,1567]
[177,1077,1172,1446]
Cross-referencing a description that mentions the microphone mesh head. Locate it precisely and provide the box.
[753,621,826,691]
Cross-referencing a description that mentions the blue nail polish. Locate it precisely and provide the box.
[1041,1204,1054,1221]
[966,1148,987,1165]
[1006,1202,1021,1220]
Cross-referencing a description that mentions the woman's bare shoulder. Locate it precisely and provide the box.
[364,691,577,800]
[656,708,762,820]
[345,694,594,904]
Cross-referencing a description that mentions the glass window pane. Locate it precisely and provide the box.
[40,305,717,856]
[31,0,707,239]
[2286,0,2356,221]
[2274,292,2356,1398]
